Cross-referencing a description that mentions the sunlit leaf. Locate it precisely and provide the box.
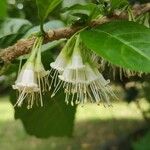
[81,21,150,73]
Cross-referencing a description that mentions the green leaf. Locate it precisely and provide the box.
[36,0,62,22]
[0,0,7,19]
[132,131,150,150]
[41,39,65,53]
[63,3,102,21]
[0,18,32,39]
[0,18,32,48]
[81,21,150,73]
[10,90,76,138]
[110,0,128,9]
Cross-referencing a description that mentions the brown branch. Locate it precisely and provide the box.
[0,3,150,64]
[0,38,35,63]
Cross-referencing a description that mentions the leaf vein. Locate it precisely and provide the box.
[95,29,150,61]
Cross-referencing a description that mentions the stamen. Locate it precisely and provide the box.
[38,74,43,107]
[51,80,63,97]
[14,87,27,107]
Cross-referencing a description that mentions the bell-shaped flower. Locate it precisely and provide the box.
[50,34,117,106]
[58,67,87,105]
[52,37,87,105]
[13,61,39,108]
[59,36,86,83]
[49,36,76,88]
[85,63,115,106]
[35,45,50,107]
[49,49,69,89]
[13,37,45,109]
[35,44,50,90]
[50,49,69,73]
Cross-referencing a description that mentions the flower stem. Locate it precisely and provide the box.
[28,37,43,63]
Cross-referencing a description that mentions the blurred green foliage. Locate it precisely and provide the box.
[132,131,150,150]
[0,0,7,19]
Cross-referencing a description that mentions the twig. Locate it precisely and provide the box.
[0,3,150,64]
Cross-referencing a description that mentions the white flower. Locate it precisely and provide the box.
[35,45,50,107]
[13,37,47,109]
[57,67,87,105]
[49,36,75,88]
[35,62,50,91]
[49,49,69,89]
[67,36,85,69]
[13,61,39,108]
[13,62,38,91]
[51,36,87,104]
[50,50,69,73]
[57,62,115,106]
[35,42,50,91]
[49,34,117,106]
[85,63,115,106]
[59,41,86,83]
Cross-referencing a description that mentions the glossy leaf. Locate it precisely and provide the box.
[0,18,32,38]
[81,21,150,73]
[110,0,128,9]
[36,0,62,22]
[0,18,32,48]
[63,3,102,21]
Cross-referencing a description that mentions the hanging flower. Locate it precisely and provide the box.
[59,35,85,83]
[13,61,39,108]
[85,63,115,106]
[58,62,115,106]
[55,35,86,105]
[50,34,117,106]
[35,38,50,106]
[13,37,47,108]
[49,36,75,89]
[35,61,50,92]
